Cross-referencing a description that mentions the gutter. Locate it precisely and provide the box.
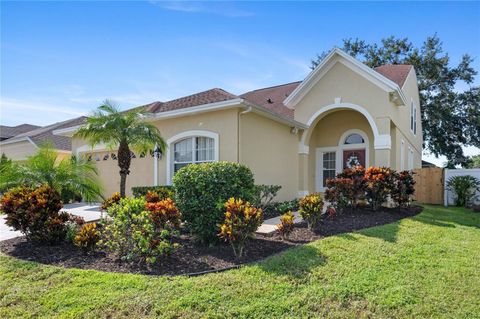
[53,98,309,138]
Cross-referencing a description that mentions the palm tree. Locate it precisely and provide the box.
[74,101,167,197]
[0,145,102,202]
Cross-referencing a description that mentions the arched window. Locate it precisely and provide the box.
[173,136,215,174]
[344,133,364,145]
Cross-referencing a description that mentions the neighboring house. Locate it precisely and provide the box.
[0,124,40,141]
[0,117,86,161]
[57,48,423,200]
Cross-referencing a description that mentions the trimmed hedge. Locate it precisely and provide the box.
[173,161,255,244]
[131,186,174,199]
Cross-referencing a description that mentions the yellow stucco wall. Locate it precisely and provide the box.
[69,58,423,199]
[239,112,299,201]
[72,108,240,197]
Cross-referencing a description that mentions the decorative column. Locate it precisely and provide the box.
[374,117,391,167]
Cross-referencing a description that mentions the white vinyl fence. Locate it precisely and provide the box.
[444,168,480,206]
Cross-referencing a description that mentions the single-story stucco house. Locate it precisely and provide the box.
[55,48,423,200]
[0,117,86,162]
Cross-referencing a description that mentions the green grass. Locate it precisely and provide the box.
[1,205,479,318]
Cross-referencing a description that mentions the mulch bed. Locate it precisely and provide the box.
[0,206,422,276]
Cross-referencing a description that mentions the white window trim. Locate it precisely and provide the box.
[407,146,414,170]
[400,139,405,171]
[410,99,417,135]
[315,147,341,192]
[166,130,219,185]
[315,129,370,192]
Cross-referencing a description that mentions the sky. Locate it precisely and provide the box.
[1,1,479,165]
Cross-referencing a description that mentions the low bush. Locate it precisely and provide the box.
[446,175,480,207]
[391,170,416,207]
[219,198,263,258]
[325,179,350,213]
[277,199,299,214]
[326,166,417,211]
[299,193,324,230]
[101,192,121,211]
[252,184,282,209]
[100,197,179,264]
[364,167,395,211]
[277,211,295,240]
[1,185,81,243]
[131,186,174,199]
[173,161,255,244]
[145,197,182,229]
[74,222,100,252]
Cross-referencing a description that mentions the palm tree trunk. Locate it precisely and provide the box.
[117,140,131,197]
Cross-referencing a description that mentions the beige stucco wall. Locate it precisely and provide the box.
[0,140,38,161]
[239,112,299,201]
[82,151,154,197]
[308,110,375,192]
[294,60,423,193]
[72,108,241,197]
[294,61,422,159]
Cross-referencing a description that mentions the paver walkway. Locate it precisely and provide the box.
[256,211,303,235]
[0,203,101,241]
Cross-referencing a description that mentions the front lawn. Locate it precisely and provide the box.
[1,205,479,318]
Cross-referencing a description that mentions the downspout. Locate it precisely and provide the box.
[238,106,253,163]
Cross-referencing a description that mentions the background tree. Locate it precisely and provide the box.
[75,101,167,197]
[0,145,102,202]
[465,154,480,169]
[312,35,480,166]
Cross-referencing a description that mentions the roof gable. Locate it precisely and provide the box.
[2,117,86,151]
[284,48,408,108]
[374,65,413,87]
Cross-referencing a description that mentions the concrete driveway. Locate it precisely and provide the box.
[0,202,101,241]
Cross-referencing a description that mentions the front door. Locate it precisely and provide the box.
[343,149,366,168]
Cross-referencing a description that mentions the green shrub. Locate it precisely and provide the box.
[277,199,299,214]
[252,184,282,209]
[100,197,179,264]
[173,161,255,244]
[276,211,295,240]
[1,185,82,243]
[391,170,416,207]
[299,193,324,230]
[364,167,395,211]
[101,192,121,211]
[219,198,263,258]
[0,185,82,243]
[446,175,480,207]
[74,222,100,252]
[131,186,174,199]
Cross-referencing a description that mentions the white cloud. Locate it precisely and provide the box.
[0,97,87,126]
[151,1,254,17]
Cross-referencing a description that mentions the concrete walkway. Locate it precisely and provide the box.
[0,202,102,241]
[256,211,304,235]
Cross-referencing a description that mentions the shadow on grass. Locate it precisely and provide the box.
[414,205,480,230]
[257,244,327,278]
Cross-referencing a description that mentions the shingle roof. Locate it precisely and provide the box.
[0,124,40,140]
[374,65,413,87]
[3,117,87,151]
[240,82,301,119]
[144,88,240,113]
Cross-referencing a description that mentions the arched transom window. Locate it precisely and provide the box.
[344,133,365,145]
[173,136,215,173]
